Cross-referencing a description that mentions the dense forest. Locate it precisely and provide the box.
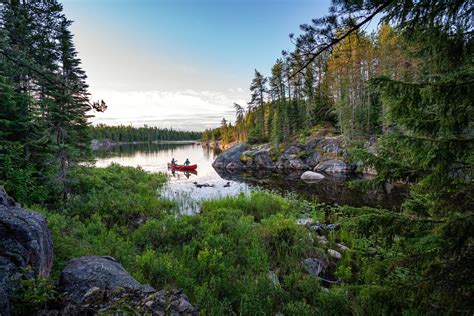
[1,0,473,314]
[0,0,106,204]
[204,22,410,145]
[90,124,201,143]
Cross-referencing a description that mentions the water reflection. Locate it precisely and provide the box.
[95,143,251,214]
[95,143,407,214]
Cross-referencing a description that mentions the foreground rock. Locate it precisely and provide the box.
[62,287,196,315]
[59,256,144,303]
[59,256,196,315]
[0,188,53,315]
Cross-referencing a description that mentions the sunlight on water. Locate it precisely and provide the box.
[95,143,250,214]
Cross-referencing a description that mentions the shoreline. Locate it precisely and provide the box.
[91,139,199,150]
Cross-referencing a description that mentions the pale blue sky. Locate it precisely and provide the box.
[62,0,332,130]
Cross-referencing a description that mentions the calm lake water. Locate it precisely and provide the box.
[95,143,251,214]
[95,143,407,214]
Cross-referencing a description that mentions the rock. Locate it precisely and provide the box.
[61,287,196,315]
[301,171,325,182]
[58,256,143,304]
[320,138,341,154]
[314,160,356,174]
[308,221,340,235]
[267,271,280,287]
[305,152,322,168]
[304,139,320,151]
[212,143,248,170]
[253,150,275,169]
[226,161,245,172]
[303,258,328,277]
[317,235,328,245]
[296,217,314,226]
[0,188,53,315]
[284,145,302,155]
[328,249,342,260]
[336,243,350,252]
[288,158,309,170]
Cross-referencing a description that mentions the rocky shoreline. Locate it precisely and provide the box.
[212,132,375,181]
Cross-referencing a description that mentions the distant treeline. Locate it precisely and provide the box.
[90,124,201,142]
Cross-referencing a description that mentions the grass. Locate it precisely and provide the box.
[23,164,447,315]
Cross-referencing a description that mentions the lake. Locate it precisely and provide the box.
[95,142,407,214]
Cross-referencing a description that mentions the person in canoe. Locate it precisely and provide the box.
[184,158,191,166]
[171,158,177,165]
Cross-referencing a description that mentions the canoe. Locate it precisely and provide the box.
[167,163,198,170]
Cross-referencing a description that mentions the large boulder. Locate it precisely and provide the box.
[305,152,321,168]
[253,150,275,169]
[212,143,248,171]
[0,188,53,315]
[288,158,309,170]
[304,139,320,152]
[59,256,143,303]
[301,171,325,182]
[314,159,356,174]
[284,145,302,155]
[59,256,196,315]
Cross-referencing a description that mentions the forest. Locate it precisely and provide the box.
[0,0,473,315]
[90,124,201,143]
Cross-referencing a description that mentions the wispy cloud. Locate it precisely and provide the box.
[90,89,248,131]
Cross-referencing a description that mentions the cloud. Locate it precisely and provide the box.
[89,88,248,131]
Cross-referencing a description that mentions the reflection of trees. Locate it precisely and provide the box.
[213,168,407,211]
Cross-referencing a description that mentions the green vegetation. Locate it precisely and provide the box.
[2,0,472,314]
[26,164,472,314]
[90,124,201,143]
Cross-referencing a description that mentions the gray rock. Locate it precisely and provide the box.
[253,150,275,169]
[61,287,196,315]
[284,145,302,155]
[212,143,248,170]
[267,271,280,287]
[226,161,245,171]
[305,152,321,168]
[308,221,340,235]
[314,160,356,174]
[303,258,328,276]
[317,235,328,245]
[304,139,320,151]
[320,138,341,154]
[301,171,325,182]
[58,256,143,304]
[296,217,314,226]
[288,158,309,170]
[0,188,53,315]
[336,243,350,252]
[328,249,342,260]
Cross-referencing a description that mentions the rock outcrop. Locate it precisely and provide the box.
[212,131,360,178]
[212,143,248,171]
[59,256,196,315]
[0,188,53,315]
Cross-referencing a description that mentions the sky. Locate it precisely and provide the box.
[61,0,332,131]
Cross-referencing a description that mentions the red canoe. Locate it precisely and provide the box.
[167,163,198,170]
